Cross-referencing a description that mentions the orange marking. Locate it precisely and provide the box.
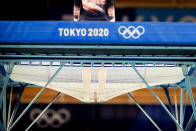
[94,91,97,102]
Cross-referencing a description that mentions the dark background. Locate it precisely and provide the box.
[0,0,135,21]
[12,103,195,131]
[1,0,196,22]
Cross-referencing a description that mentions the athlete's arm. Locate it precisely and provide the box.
[107,0,115,22]
[73,0,81,21]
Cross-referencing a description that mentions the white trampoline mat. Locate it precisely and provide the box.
[10,65,184,103]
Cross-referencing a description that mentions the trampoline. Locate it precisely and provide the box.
[0,21,196,131]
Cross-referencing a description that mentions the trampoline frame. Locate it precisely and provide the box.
[1,21,196,130]
[0,53,195,131]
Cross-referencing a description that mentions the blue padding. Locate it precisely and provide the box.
[0,65,6,77]
[0,21,196,45]
[176,67,196,86]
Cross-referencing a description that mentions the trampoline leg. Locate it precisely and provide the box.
[182,66,196,120]
[185,113,194,131]
[7,86,13,127]
[180,88,184,127]
[25,92,61,131]
[174,88,180,131]
[128,93,161,131]
[0,63,14,129]
[132,65,183,131]
[3,90,6,129]
[162,87,175,117]
[9,64,64,131]
[174,88,179,123]
[7,85,25,129]
[0,63,14,109]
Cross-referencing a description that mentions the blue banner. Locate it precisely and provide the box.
[0,21,196,45]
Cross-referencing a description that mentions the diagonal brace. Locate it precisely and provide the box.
[0,63,14,109]
[182,65,196,120]
[25,92,61,131]
[162,87,175,117]
[9,64,64,130]
[132,65,183,131]
[180,88,184,128]
[128,93,161,131]
[7,85,25,129]
[0,63,14,129]
[185,113,194,131]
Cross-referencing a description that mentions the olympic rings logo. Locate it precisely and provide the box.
[30,108,71,128]
[118,26,145,39]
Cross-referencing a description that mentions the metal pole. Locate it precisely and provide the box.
[3,90,6,129]
[162,87,175,116]
[132,65,183,131]
[7,86,13,128]
[174,88,179,131]
[182,65,196,120]
[0,63,14,109]
[25,92,61,131]
[128,93,161,131]
[174,88,179,123]
[9,64,64,130]
[185,113,194,131]
[7,85,25,129]
[180,88,184,128]
[0,63,14,129]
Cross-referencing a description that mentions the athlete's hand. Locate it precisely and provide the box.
[109,18,115,22]
[74,18,79,21]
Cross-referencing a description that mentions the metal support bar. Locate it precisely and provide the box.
[7,86,13,127]
[174,88,179,123]
[7,85,25,129]
[132,65,183,131]
[182,65,196,120]
[3,90,6,129]
[1,44,196,50]
[25,92,61,131]
[0,63,14,129]
[9,64,64,130]
[174,88,180,131]
[128,93,161,131]
[1,55,196,65]
[0,63,14,109]
[180,88,184,127]
[162,87,175,116]
[185,113,194,131]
